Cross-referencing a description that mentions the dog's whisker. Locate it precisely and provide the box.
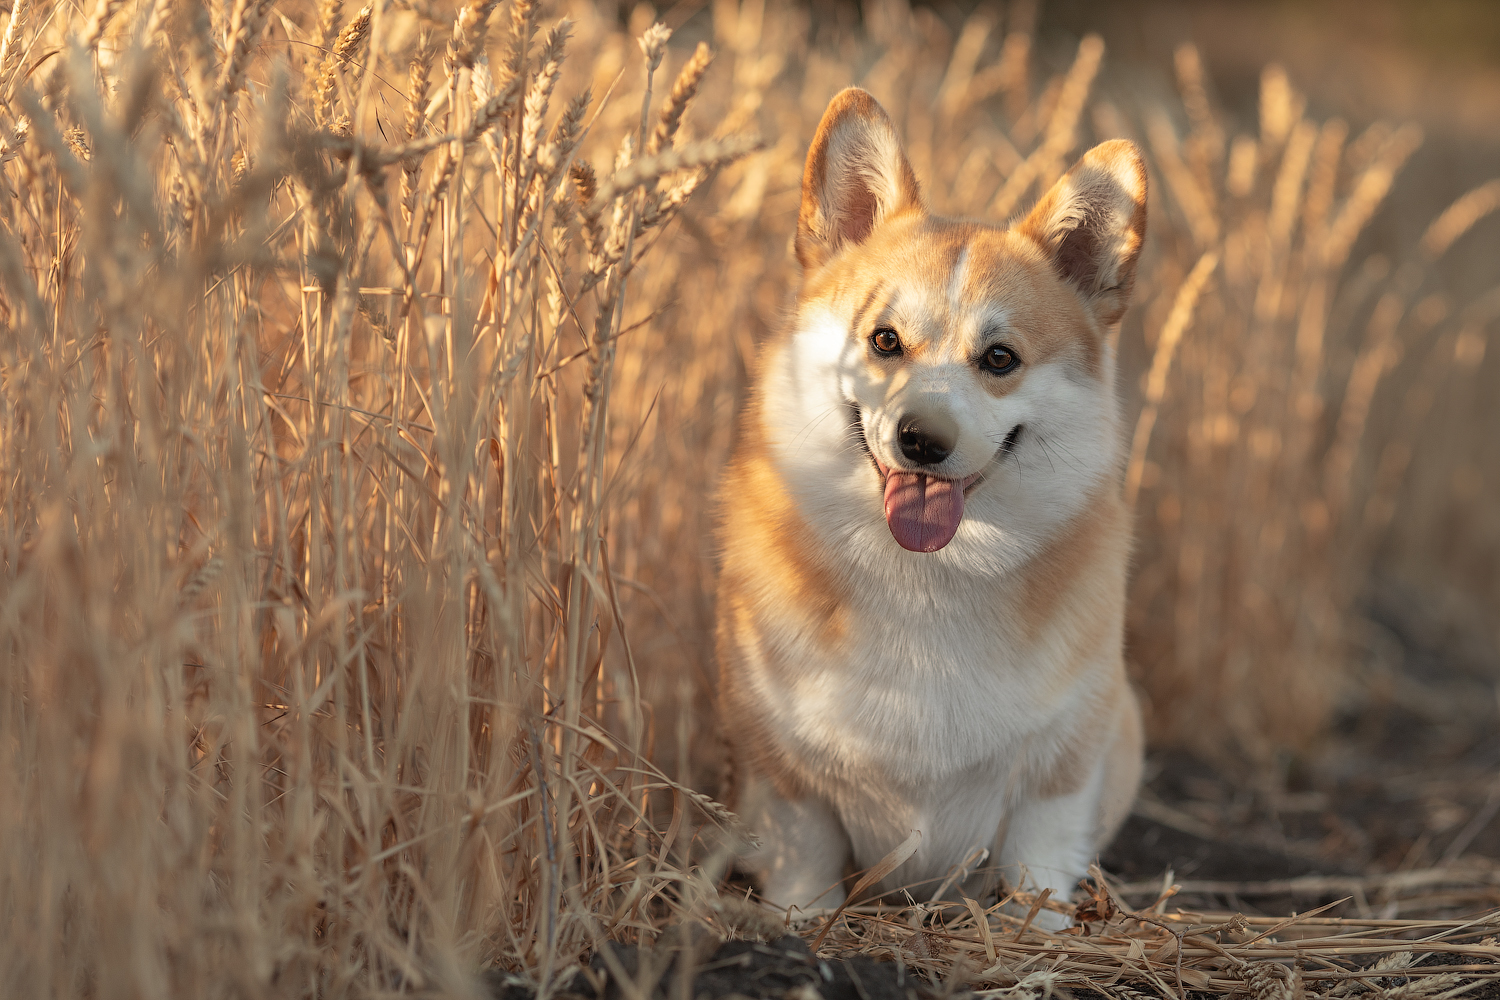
[788,400,850,454]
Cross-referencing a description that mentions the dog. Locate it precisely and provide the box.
[715,87,1146,922]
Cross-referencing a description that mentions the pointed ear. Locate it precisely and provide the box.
[796,87,924,270]
[1016,140,1148,327]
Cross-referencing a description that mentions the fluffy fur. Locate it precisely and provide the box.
[715,88,1148,921]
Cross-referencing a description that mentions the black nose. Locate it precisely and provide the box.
[898,412,956,466]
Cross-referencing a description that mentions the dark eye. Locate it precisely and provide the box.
[871,328,902,355]
[980,344,1020,374]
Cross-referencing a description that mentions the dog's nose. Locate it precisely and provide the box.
[897,412,956,466]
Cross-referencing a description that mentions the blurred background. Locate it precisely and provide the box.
[1042,0,1500,610]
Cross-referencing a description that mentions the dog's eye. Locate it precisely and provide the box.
[980,344,1020,374]
[871,328,902,356]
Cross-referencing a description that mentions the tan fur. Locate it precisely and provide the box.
[718,440,851,647]
[718,88,1147,919]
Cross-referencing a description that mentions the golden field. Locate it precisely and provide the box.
[0,0,1496,994]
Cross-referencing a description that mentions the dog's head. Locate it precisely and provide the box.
[760,87,1146,569]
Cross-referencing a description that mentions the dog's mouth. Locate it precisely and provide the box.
[848,403,1022,554]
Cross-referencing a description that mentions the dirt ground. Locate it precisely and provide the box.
[1105,582,1500,919]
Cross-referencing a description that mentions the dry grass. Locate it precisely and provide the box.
[0,0,1498,996]
[1,0,760,993]
[809,866,1500,1000]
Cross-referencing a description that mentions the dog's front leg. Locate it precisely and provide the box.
[739,770,851,915]
[995,776,1107,930]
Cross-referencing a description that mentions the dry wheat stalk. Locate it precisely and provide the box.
[215,0,273,119]
[543,87,590,183]
[465,69,522,145]
[582,133,762,220]
[446,0,500,75]
[517,19,571,192]
[78,0,125,52]
[1149,111,1220,249]
[0,115,27,163]
[1260,64,1304,147]
[545,175,576,333]
[314,4,372,126]
[1322,124,1424,270]
[0,0,30,87]
[1421,178,1500,259]
[990,33,1103,219]
[401,33,434,231]
[572,158,602,260]
[504,0,538,80]
[470,54,506,177]
[648,41,712,156]
[313,0,343,55]
[1126,252,1220,506]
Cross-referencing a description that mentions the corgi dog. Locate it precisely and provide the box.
[715,88,1146,922]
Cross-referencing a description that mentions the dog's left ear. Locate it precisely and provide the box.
[1016,140,1148,327]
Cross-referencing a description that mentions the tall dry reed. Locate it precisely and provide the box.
[0,0,757,994]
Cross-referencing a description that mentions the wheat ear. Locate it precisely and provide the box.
[216,0,273,116]
[314,5,372,127]
[446,0,500,76]
[518,20,571,188]
[647,42,712,155]
[0,0,31,87]
[400,34,434,232]
[582,135,762,220]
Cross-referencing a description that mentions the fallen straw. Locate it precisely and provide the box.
[806,871,1500,998]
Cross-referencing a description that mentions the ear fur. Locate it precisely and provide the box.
[1016,140,1148,327]
[796,87,923,270]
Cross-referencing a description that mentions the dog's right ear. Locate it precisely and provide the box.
[796,88,923,270]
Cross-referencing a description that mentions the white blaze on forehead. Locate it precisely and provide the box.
[939,248,1019,361]
[947,246,970,316]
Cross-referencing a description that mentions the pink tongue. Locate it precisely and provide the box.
[883,472,965,552]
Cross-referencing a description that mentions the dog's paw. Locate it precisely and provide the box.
[999,897,1074,933]
[709,895,789,941]
[1027,906,1074,933]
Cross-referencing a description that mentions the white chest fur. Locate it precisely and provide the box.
[740,570,1113,876]
[751,601,1083,780]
